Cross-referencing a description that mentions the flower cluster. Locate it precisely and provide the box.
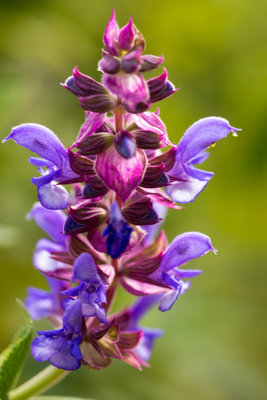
[3,11,239,371]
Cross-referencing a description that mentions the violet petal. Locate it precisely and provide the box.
[4,123,67,168]
[37,183,70,210]
[161,232,216,272]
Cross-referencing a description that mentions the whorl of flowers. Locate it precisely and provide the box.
[3,11,239,371]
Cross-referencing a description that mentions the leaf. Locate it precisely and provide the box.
[0,300,33,400]
[30,397,94,400]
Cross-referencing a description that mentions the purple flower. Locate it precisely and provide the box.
[25,204,70,321]
[25,277,67,323]
[32,298,84,370]
[3,124,77,209]
[26,203,70,279]
[166,117,240,203]
[128,296,163,362]
[103,201,133,259]
[61,253,108,324]
[156,232,216,311]
[119,230,215,309]
[102,72,150,113]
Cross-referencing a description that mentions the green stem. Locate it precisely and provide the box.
[9,365,68,400]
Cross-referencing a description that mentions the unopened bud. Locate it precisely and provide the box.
[115,130,137,159]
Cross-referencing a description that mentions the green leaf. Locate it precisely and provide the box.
[0,300,33,400]
[30,397,94,400]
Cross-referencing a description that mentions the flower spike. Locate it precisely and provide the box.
[4,10,239,374]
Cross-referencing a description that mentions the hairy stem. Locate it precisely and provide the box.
[114,108,124,132]
[9,365,68,400]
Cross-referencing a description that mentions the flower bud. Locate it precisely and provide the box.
[147,69,178,103]
[98,53,120,74]
[118,17,135,51]
[115,130,136,159]
[79,94,117,113]
[140,164,169,188]
[103,201,133,259]
[122,196,159,225]
[133,129,163,149]
[139,55,164,72]
[121,49,141,74]
[68,149,95,175]
[76,133,114,155]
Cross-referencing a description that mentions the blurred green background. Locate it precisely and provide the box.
[0,0,266,399]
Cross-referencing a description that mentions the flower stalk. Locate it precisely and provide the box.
[9,366,68,400]
[3,8,239,388]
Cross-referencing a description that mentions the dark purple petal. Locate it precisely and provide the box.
[103,10,119,56]
[79,94,117,113]
[178,117,238,164]
[161,232,216,272]
[63,215,85,235]
[73,66,108,95]
[142,202,167,245]
[103,201,133,258]
[27,203,66,244]
[118,17,134,50]
[63,300,83,334]
[72,253,101,284]
[37,183,70,210]
[3,124,67,168]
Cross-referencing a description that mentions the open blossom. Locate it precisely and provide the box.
[4,10,239,372]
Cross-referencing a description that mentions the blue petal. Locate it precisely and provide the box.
[178,117,235,164]
[25,287,54,320]
[166,178,209,204]
[130,295,161,328]
[135,328,163,362]
[3,123,67,168]
[31,335,59,362]
[103,201,133,258]
[31,168,61,187]
[37,183,70,210]
[29,157,54,168]
[27,203,66,244]
[62,300,83,334]
[161,232,216,272]
[61,282,85,297]
[159,286,182,311]
[72,253,101,284]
